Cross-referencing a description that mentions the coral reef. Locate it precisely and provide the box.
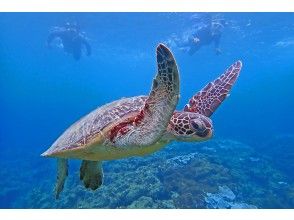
[205,186,257,209]
[1,138,294,208]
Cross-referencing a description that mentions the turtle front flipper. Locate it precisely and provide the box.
[80,160,103,190]
[139,44,180,144]
[147,43,180,112]
[55,158,68,199]
[108,44,180,147]
[184,61,242,117]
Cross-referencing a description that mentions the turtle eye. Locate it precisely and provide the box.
[191,120,200,130]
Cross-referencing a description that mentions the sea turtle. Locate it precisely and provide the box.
[42,44,242,199]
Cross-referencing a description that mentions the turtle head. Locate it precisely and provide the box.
[166,111,213,142]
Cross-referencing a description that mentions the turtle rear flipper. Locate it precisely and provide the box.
[80,160,103,190]
[55,158,68,199]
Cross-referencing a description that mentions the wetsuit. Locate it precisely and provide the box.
[47,27,91,60]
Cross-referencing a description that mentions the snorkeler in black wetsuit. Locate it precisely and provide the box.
[176,19,224,56]
[47,23,91,60]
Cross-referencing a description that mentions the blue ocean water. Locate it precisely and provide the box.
[0,12,294,208]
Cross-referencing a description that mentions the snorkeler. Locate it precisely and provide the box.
[176,19,225,56]
[47,22,91,60]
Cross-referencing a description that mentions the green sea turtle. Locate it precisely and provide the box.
[42,44,242,199]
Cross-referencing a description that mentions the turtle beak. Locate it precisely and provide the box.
[207,129,213,139]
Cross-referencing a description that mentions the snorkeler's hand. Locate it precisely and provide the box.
[193,37,200,44]
[215,48,222,55]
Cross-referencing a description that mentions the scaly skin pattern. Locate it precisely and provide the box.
[43,50,242,160]
[166,111,213,141]
[106,44,180,148]
[42,44,180,159]
[41,42,243,199]
[162,61,242,142]
[184,61,242,117]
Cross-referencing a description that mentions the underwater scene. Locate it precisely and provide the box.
[0,12,294,209]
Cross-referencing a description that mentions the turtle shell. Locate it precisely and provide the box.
[42,96,147,156]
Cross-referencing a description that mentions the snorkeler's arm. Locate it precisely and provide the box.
[47,31,62,48]
[214,34,221,54]
[81,38,91,56]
